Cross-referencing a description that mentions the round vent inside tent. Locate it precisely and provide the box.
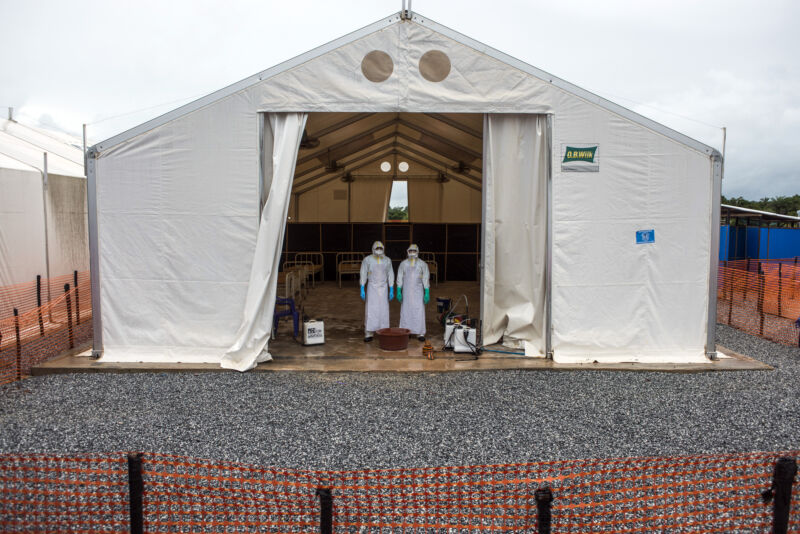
[398,161,409,173]
[419,50,451,82]
[380,161,392,172]
[361,51,394,83]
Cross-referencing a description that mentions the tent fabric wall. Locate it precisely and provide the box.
[295,177,392,222]
[295,177,480,223]
[408,180,480,223]
[46,175,88,281]
[96,93,260,362]
[481,114,548,356]
[222,113,307,372]
[0,168,47,288]
[551,110,713,363]
[0,119,86,290]
[349,179,392,222]
[92,14,716,365]
[0,171,88,290]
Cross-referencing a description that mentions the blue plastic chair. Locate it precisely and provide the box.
[274,297,300,338]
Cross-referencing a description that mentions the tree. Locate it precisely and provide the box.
[721,194,800,216]
[387,206,408,221]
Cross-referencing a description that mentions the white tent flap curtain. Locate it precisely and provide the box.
[221,112,308,371]
[481,114,548,356]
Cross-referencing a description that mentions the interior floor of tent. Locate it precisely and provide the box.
[269,280,481,360]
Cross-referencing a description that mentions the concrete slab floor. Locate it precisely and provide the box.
[30,282,771,374]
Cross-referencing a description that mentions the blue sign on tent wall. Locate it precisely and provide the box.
[636,229,655,244]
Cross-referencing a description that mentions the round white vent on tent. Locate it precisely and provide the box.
[361,51,394,83]
[380,161,392,172]
[419,50,450,82]
[398,161,409,172]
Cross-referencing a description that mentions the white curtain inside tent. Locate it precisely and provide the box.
[481,114,548,356]
[221,112,307,371]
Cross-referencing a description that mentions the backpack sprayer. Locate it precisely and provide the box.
[437,294,481,359]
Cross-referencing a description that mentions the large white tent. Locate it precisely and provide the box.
[0,114,88,314]
[88,10,721,370]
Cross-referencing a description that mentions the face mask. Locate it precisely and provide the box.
[375,248,384,256]
[408,251,418,259]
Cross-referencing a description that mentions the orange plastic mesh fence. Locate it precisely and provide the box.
[0,275,91,385]
[0,453,129,532]
[1,451,797,532]
[717,259,800,346]
[0,271,90,319]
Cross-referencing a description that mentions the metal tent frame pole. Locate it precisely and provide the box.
[41,153,52,308]
[706,154,723,360]
[87,148,103,358]
[545,114,554,359]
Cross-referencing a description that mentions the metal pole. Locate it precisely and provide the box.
[127,453,144,534]
[545,114,554,359]
[82,124,87,176]
[65,284,74,349]
[36,275,44,336]
[42,153,51,309]
[316,487,333,534]
[727,264,734,325]
[258,113,265,220]
[74,270,80,324]
[86,151,103,358]
[766,457,797,534]
[705,154,722,360]
[535,487,553,534]
[758,268,765,336]
[778,263,783,318]
[14,308,22,381]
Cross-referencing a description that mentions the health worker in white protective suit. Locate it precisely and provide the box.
[360,241,394,342]
[396,244,430,341]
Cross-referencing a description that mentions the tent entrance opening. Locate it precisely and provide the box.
[269,112,484,359]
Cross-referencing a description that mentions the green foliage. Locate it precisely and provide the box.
[387,206,408,221]
[722,195,800,216]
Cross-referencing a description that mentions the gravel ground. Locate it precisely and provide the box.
[0,324,798,469]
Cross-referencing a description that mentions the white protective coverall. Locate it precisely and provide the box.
[360,241,394,335]
[397,253,430,336]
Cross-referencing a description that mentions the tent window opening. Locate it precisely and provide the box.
[387,180,408,221]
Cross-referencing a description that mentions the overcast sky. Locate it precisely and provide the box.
[2,0,798,200]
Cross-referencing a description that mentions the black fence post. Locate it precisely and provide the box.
[13,308,22,381]
[36,275,44,337]
[316,487,333,534]
[778,263,783,318]
[535,487,553,534]
[64,284,74,349]
[757,270,765,336]
[127,453,144,534]
[762,457,798,534]
[74,270,80,325]
[745,258,751,300]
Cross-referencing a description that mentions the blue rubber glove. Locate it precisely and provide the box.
[397,287,402,302]
[424,288,430,304]
[389,286,394,301]
[360,285,365,301]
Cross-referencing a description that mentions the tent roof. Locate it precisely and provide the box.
[0,118,85,178]
[94,10,718,159]
[721,203,800,224]
[293,112,482,195]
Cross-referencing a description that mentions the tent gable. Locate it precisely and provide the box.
[95,11,716,157]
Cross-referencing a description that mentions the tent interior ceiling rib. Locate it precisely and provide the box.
[292,112,483,223]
